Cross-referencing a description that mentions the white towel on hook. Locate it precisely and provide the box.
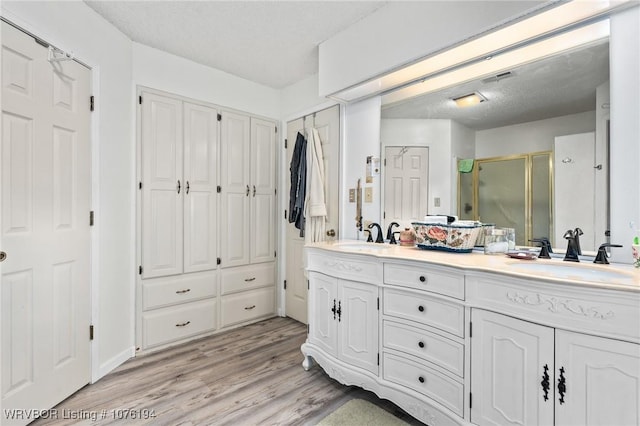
[304,128,327,244]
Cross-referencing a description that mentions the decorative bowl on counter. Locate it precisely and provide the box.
[411,221,482,253]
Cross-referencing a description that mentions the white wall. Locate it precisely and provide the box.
[133,43,280,119]
[610,6,640,262]
[475,111,596,158]
[342,97,382,240]
[318,1,546,96]
[1,1,135,380]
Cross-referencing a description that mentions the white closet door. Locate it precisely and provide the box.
[250,118,276,263]
[183,103,218,273]
[220,111,250,267]
[1,22,91,421]
[141,92,183,278]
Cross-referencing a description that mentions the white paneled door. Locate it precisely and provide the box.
[1,22,91,424]
[383,146,428,230]
[285,105,340,324]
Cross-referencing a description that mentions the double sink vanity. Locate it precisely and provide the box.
[301,240,640,426]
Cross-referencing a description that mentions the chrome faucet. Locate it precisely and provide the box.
[368,222,384,243]
[386,222,399,244]
[563,229,580,262]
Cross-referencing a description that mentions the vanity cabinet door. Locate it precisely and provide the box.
[308,272,338,357]
[338,279,378,375]
[471,309,554,426]
[555,330,640,426]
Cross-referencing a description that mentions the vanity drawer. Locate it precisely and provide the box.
[142,298,216,349]
[384,288,465,338]
[383,320,464,377]
[383,352,464,416]
[306,249,383,285]
[384,263,464,300]
[220,287,275,328]
[142,272,217,311]
[221,263,275,295]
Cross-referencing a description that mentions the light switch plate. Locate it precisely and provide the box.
[365,187,373,203]
[349,188,356,202]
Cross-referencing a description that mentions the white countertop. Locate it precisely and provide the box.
[306,240,640,293]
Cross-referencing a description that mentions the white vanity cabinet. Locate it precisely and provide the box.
[307,271,379,374]
[469,274,640,426]
[303,242,640,426]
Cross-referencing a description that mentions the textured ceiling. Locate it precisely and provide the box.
[84,1,386,89]
[381,41,610,130]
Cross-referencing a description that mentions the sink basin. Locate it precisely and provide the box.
[508,261,635,284]
[330,241,391,251]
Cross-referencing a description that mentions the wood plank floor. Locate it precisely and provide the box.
[33,317,423,426]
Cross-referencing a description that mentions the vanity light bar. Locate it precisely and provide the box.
[328,0,630,103]
[382,19,610,105]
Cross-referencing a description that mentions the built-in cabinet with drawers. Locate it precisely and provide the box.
[136,88,277,352]
[219,110,277,327]
[302,244,640,426]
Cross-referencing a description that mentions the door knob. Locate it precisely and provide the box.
[326,229,336,237]
[0,251,5,262]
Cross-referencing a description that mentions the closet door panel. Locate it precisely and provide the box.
[183,103,218,273]
[220,111,250,267]
[250,118,276,263]
[251,192,275,263]
[141,93,183,278]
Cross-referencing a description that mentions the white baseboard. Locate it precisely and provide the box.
[93,346,135,383]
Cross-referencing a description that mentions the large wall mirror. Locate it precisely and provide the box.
[379,33,610,252]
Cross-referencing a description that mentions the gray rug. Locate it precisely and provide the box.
[317,399,410,426]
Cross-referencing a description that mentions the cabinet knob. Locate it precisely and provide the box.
[326,229,336,237]
[0,251,6,262]
[418,305,425,312]
[418,341,425,349]
[419,275,427,283]
[418,376,425,383]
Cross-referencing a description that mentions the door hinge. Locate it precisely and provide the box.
[284,138,288,149]
[139,265,143,275]
[217,185,222,193]
[275,126,278,134]
[89,325,94,341]
[90,95,95,111]
[284,280,287,290]
[284,210,287,220]
[138,95,142,105]
[89,211,95,226]
[384,158,387,166]
[275,188,277,195]
[217,113,222,121]
[307,324,310,334]
[217,257,221,265]
[383,211,386,219]
[470,392,472,409]
[469,321,472,338]
[274,250,277,258]
[377,353,380,365]
[139,181,142,190]
[377,297,380,310]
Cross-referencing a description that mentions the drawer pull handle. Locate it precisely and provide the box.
[541,364,550,401]
[418,376,425,383]
[175,321,191,327]
[244,277,256,282]
[176,289,191,294]
[418,341,425,349]
[418,305,425,312]
[244,305,256,310]
[419,275,427,283]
